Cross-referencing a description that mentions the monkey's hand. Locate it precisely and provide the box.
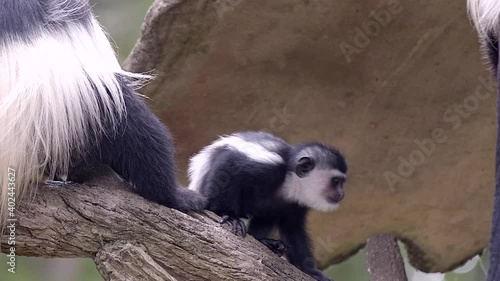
[220,215,247,237]
[258,238,286,257]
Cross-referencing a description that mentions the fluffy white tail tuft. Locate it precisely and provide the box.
[468,0,500,38]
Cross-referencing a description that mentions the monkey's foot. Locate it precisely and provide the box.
[259,238,286,257]
[220,215,247,237]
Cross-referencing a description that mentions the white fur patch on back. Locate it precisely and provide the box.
[0,16,150,225]
[187,135,284,192]
[468,0,500,38]
[279,169,344,212]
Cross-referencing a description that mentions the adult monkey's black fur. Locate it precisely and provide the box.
[468,0,500,280]
[0,0,207,226]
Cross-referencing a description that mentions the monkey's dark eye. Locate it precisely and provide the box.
[296,157,315,178]
[331,177,345,186]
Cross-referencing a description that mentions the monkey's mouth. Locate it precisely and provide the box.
[326,194,342,204]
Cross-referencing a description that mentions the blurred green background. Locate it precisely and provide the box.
[0,1,491,280]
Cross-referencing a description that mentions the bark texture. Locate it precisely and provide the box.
[1,171,315,281]
[365,234,408,281]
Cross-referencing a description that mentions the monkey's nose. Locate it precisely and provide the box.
[327,189,344,203]
[335,190,344,201]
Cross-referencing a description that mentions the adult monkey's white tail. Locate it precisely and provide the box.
[0,0,140,226]
[467,1,500,281]
[468,0,500,38]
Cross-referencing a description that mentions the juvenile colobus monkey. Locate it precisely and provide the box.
[0,0,207,226]
[467,1,500,280]
[188,131,348,281]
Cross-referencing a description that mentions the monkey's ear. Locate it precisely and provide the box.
[296,157,315,178]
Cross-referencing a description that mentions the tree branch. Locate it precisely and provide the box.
[365,234,408,281]
[95,242,178,281]
[1,172,314,281]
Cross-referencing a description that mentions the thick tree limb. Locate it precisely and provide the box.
[1,172,314,281]
[95,242,178,281]
[365,234,408,281]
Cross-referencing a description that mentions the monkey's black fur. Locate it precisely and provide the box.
[486,38,500,281]
[191,131,347,281]
[68,75,207,212]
